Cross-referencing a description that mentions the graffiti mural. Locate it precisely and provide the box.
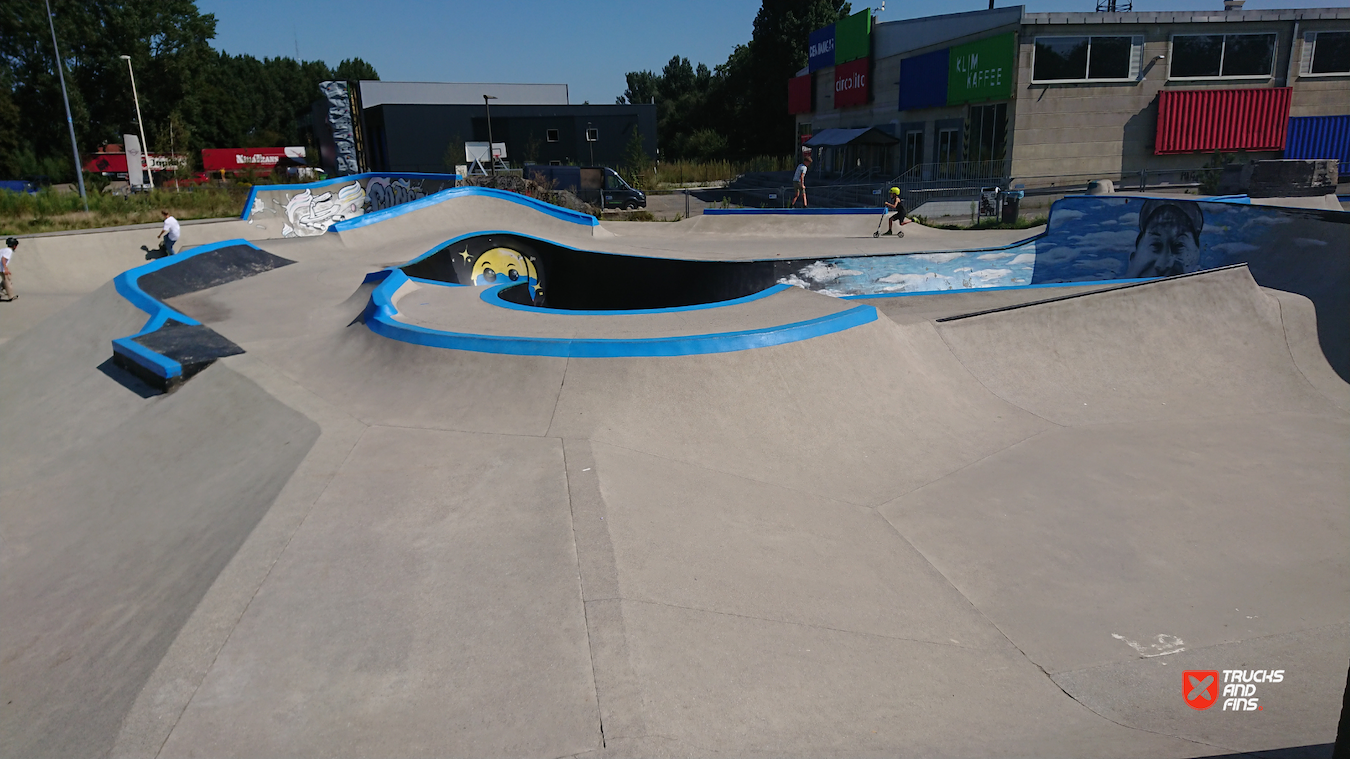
[365,177,427,212]
[779,197,1348,296]
[282,183,366,237]
[243,173,458,237]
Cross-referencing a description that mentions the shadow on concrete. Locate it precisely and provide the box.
[96,356,161,398]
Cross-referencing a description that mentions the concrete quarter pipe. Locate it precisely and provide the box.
[0,187,1346,758]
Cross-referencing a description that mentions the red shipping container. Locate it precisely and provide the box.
[1155,88,1291,155]
[788,74,813,115]
[833,58,870,109]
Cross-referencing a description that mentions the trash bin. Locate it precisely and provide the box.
[1001,190,1023,224]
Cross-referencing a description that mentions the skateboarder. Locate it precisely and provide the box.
[158,210,181,256]
[1,237,16,301]
[791,154,811,208]
[881,187,908,236]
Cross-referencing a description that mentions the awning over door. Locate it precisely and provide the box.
[803,127,899,148]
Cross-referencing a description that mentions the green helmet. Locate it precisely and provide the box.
[889,187,900,195]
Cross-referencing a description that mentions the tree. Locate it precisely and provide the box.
[614,1,849,161]
[334,57,378,82]
[0,0,379,179]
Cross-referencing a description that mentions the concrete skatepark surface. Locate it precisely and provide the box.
[1,187,1347,758]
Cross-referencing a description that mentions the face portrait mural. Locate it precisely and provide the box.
[1127,199,1204,278]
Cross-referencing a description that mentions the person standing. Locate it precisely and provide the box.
[791,154,812,208]
[158,210,181,256]
[1,237,16,301]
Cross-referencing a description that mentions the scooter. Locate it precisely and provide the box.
[873,210,904,238]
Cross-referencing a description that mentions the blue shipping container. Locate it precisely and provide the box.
[899,48,949,111]
[1283,115,1350,164]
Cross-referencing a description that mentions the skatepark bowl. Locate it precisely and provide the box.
[1,182,1347,758]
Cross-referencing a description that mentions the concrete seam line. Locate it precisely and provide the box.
[560,440,607,750]
[616,597,984,650]
[584,438,872,510]
[151,425,369,759]
[109,357,367,759]
[870,502,1229,754]
[930,320,1066,430]
[873,426,1057,511]
[544,355,570,439]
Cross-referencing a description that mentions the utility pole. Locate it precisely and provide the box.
[484,94,498,177]
[44,0,87,211]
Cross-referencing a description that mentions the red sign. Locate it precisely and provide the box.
[202,146,305,172]
[1184,670,1219,710]
[834,57,870,108]
[788,74,813,114]
[83,152,184,174]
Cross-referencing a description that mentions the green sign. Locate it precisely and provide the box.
[834,8,871,65]
[947,32,1015,104]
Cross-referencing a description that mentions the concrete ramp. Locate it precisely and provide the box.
[936,266,1339,425]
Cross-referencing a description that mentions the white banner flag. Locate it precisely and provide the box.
[124,134,146,188]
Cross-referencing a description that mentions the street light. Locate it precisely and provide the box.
[483,94,497,177]
[586,121,594,165]
[120,54,153,189]
[44,0,87,211]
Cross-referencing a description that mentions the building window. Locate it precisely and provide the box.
[1170,34,1276,79]
[1033,36,1138,82]
[1303,31,1350,76]
[905,130,925,171]
[586,127,599,142]
[937,128,959,167]
[546,129,560,142]
[967,103,1007,164]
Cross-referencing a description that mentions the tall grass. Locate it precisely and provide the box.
[0,186,250,235]
[624,156,795,190]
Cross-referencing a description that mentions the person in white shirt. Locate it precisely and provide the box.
[1,237,17,301]
[791,154,812,208]
[158,210,181,256]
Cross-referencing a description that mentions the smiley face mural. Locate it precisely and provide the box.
[471,247,539,292]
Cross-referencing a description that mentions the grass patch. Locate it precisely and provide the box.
[0,186,250,235]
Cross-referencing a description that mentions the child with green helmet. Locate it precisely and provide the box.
[882,187,907,237]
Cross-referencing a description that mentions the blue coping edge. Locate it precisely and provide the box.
[703,207,883,215]
[481,282,794,315]
[330,185,599,232]
[237,172,461,221]
[842,277,1160,300]
[110,238,257,379]
[364,269,877,358]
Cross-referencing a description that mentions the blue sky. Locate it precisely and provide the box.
[198,0,1347,105]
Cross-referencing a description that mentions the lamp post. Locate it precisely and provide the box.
[44,0,87,211]
[586,121,594,165]
[120,54,153,189]
[483,94,498,177]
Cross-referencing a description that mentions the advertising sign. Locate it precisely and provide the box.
[899,48,950,111]
[808,25,835,72]
[948,33,1016,105]
[834,57,870,108]
[202,147,305,172]
[834,9,872,65]
[788,74,813,114]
